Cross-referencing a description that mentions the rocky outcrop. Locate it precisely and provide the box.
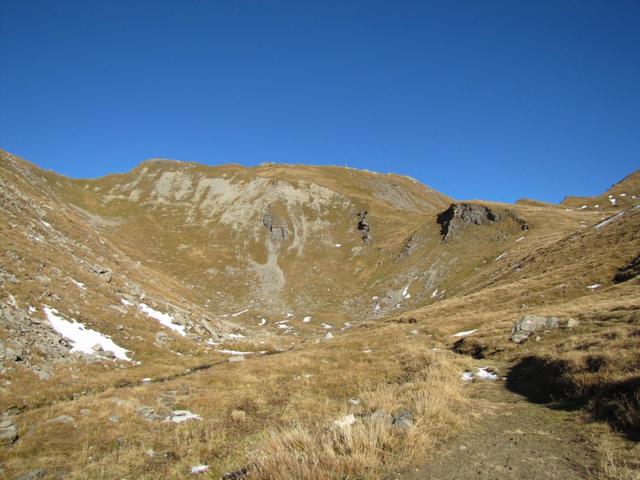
[356,210,371,244]
[510,315,578,344]
[262,212,288,241]
[614,254,640,283]
[437,203,501,241]
[437,203,528,241]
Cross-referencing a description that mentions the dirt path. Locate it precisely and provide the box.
[394,368,598,480]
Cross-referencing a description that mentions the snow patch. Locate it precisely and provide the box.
[70,278,86,290]
[451,329,478,338]
[139,304,186,336]
[495,252,507,262]
[258,318,267,326]
[217,349,253,355]
[302,316,312,323]
[461,367,498,382]
[191,465,209,474]
[335,243,342,247]
[594,210,626,229]
[231,309,249,317]
[44,306,130,360]
[515,236,525,242]
[166,410,202,423]
[587,284,601,290]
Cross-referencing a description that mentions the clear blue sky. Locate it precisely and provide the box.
[1,1,639,202]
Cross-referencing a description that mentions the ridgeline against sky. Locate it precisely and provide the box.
[0,0,638,202]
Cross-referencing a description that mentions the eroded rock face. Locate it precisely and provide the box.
[437,203,501,241]
[262,212,288,241]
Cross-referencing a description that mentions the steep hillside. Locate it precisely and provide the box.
[561,169,640,210]
[1,148,638,480]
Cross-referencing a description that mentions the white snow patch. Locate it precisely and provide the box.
[139,304,186,336]
[335,243,342,247]
[402,285,411,299]
[285,313,294,318]
[321,323,333,329]
[461,368,498,382]
[302,316,312,323]
[495,252,507,262]
[28,305,37,313]
[120,298,133,307]
[259,318,267,326]
[191,465,209,474]
[516,236,525,242]
[431,289,439,298]
[579,205,587,209]
[44,306,130,360]
[451,329,478,338]
[277,323,290,330]
[476,368,499,380]
[461,371,474,382]
[231,309,249,317]
[70,278,86,290]
[587,284,601,290]
[594,210,626,229]
[166,410,202,423]
[142,377,152,383]
[620,193,627,197]
[217,349,253,355]
[227,333,245,339]
[363,349,372,354]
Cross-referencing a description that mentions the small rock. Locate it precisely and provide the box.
[0,418,18,445]
[222,467,249,480]
[392,409,413,430]
[15,469,46,480]
[559,318,579,329]
[47,415,75,425]
[369,409,392,425]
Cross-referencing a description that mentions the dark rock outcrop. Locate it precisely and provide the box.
[614,254,640,283]
[356,210,370,244]
[437,203,528,241]
[437,203,501,241]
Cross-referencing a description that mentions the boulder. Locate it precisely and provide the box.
[47,415,75,425]
[0,418,18,445]
[510,315,560,343]
[392,409,413,430]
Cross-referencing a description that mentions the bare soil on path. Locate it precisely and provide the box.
[393,366,599,480]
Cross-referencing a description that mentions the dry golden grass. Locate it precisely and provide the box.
[248,350,467,479]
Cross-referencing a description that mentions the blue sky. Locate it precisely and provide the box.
[1,0,638,202]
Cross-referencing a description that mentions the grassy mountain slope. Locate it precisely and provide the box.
[0,148,638,479]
